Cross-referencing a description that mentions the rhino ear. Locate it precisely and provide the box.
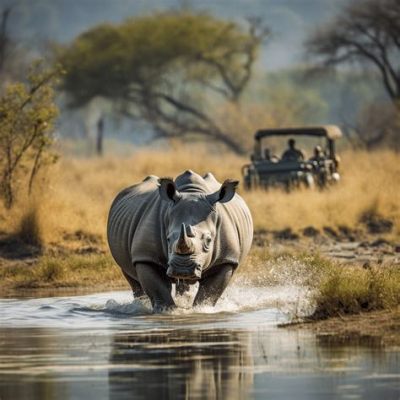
[159,178,181,203]
[207,179,239,205]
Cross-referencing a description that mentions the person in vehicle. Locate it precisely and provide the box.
[309,145,326,163]
[264,148,280,162]
[281,138,304,161]
[264,148,272,161]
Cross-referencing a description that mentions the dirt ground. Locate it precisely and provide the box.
[1,218,400,282]
[254,226,400,266]
[1,224,399,275]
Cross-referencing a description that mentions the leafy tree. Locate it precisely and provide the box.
[58,12,268,154]
[306,0,400,109]
[0,62,60,209]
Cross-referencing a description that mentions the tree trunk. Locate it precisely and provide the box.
[2,172,13,209]
[96,117,104,156]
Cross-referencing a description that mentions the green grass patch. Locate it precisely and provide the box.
[0,254,126,289]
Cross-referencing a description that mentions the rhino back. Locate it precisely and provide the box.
[107,176,167,275]
[210,195,253,270]
[202,172,253,268]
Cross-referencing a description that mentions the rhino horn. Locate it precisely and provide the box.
[186,224,195,238]
[176,223,193,254]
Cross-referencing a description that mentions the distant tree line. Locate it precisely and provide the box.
[1,0,399,160]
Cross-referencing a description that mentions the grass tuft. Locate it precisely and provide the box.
[0,254,127,290]
[311,265,400,319]
[35,258,66,282]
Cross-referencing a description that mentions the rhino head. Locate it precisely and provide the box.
[159,177,239,281]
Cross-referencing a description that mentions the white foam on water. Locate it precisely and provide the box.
[0,279,313,329]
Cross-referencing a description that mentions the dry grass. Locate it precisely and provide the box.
[0,254,126,289]
[0,147,398,319]
[311,264,400,318]
[246,150,400,233]
[239,247,400,318]
[14,203,45,248]
[0,147,398,245]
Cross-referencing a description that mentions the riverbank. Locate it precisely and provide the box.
[1,230,399,305]
[282,307,400,346]
[1,231,400,344]
[1,228,399,292]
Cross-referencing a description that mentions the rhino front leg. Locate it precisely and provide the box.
[136,263,176,312]
[122,270,145,299]
[193,264,234,307]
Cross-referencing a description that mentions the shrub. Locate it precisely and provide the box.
[0,61,60,209]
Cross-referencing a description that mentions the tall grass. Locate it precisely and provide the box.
[246,150,400,232]
[238,247,400,318]
[14,203,44,248]
[0,147,398,245]
[311,265,400,318]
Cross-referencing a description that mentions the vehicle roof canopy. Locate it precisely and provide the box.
[255,125,343,141]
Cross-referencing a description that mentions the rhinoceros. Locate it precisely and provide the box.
[107,170,253,311]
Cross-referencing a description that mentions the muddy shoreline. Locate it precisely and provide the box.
[282,307,400,346]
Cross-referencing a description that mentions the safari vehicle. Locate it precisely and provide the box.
[242,125,342,190]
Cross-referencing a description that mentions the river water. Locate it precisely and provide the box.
[0,282,399,400]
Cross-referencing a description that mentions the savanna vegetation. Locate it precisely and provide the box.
[0,147,399,318]
[1,147,399,245]
[0,62,60,209]
[0,2,399,324]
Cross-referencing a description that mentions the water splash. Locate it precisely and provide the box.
[0,254,319,328]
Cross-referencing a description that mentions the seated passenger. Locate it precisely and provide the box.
[309,145,326,163]
[264,148,279,162]
[281,138,304,161]
[264,148,272,161]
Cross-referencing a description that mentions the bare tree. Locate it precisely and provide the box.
[306,0,400,108]
[342,101,399,150]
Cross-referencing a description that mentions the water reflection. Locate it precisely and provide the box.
[0,328,59,400]
[108,328,253,400]
[1,325,400,400]
[1,288,400,400]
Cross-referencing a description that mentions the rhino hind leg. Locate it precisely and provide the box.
[193,264,234,307]
[136,263,176,312]
[122,271,145,299]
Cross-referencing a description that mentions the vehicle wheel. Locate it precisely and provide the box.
[249,173,259,190]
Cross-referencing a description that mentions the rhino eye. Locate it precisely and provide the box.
[203,235,212,250]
